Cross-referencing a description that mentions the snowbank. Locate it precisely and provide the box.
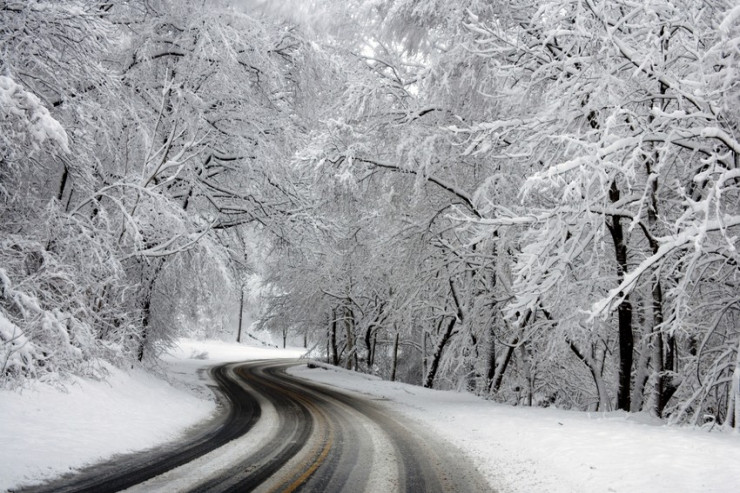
[0,338,304,491]
[0,363,212,490]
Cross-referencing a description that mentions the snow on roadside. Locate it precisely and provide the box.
[0,362,212,491]
[0,338,304,491]
[289,362,740,493]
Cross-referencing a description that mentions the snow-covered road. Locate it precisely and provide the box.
[290,362,740,493]
[5,357,486,492]
[2,339,739,492]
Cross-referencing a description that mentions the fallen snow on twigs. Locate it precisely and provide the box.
[0,338,304,491]
[290,362,740,493]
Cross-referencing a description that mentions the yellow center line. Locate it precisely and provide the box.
[281,421,334,493]
[252,366,335,493]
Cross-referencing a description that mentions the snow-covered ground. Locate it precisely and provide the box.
[0,338,303,491]
[291,363,740,493]
[1,339,738,492]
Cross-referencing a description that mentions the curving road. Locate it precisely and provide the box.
[16,360,490,493]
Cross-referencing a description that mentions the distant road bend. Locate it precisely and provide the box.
[18,360,490,493]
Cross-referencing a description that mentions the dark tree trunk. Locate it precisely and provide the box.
[490,312,531,394]
[424,280,463,389]
[424,318,457,389]
[520,343,534,407]
[644,154,678,416]
[486,332,496,392]
[422,330,428,382]
[607,180,634,412]
[344,305,356,370]
[137,308,149,362]
[330,308,339,366]
[236,289,244,343]
[364,301,386,370]
[371,331,377,368]
[424,316,456,389]
[647,31,678,416]
[137,301,151,362]
[491,337,517,394]
[656,330,678,415]
[136,260,164,362]
[390,332,400,382]
[57,164,69,202]
[466,333,479,392]
[364,324,374,369]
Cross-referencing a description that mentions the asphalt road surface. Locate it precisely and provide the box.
[16,360,491,493]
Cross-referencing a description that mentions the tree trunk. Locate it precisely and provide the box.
[491,336,518,395]
[364,324,374,369]
[520,343,534,406]
[365,301,386,370]
[390,332,399,382]
[424,316,456,389]
[486,348,496,391]
[330,308,339,366]
[57,164,69,202]
[730,339,740,429]
[137,316,149,362]
[466,333,479,392]
[490,314,531,394]
[371,331,377,368]
[647,31,679,417]
[422,329,428,384]
[236,288,244,343]
[631,335,652,412]
[608,180,634,412]
[486,327,496,391]
[645,174,678,417]
[136,259,165,362]
[344,305,356,370]
[569,340,612,411]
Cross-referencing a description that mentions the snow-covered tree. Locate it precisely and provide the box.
[255,0,740,425]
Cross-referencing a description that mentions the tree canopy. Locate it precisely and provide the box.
[2,0,739,428]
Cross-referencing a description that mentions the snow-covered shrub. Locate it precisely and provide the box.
[0,236,104,385]
[0,305,43,382]
[0,197,146,387]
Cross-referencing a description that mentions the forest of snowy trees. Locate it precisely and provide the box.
[1,0,739,427]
